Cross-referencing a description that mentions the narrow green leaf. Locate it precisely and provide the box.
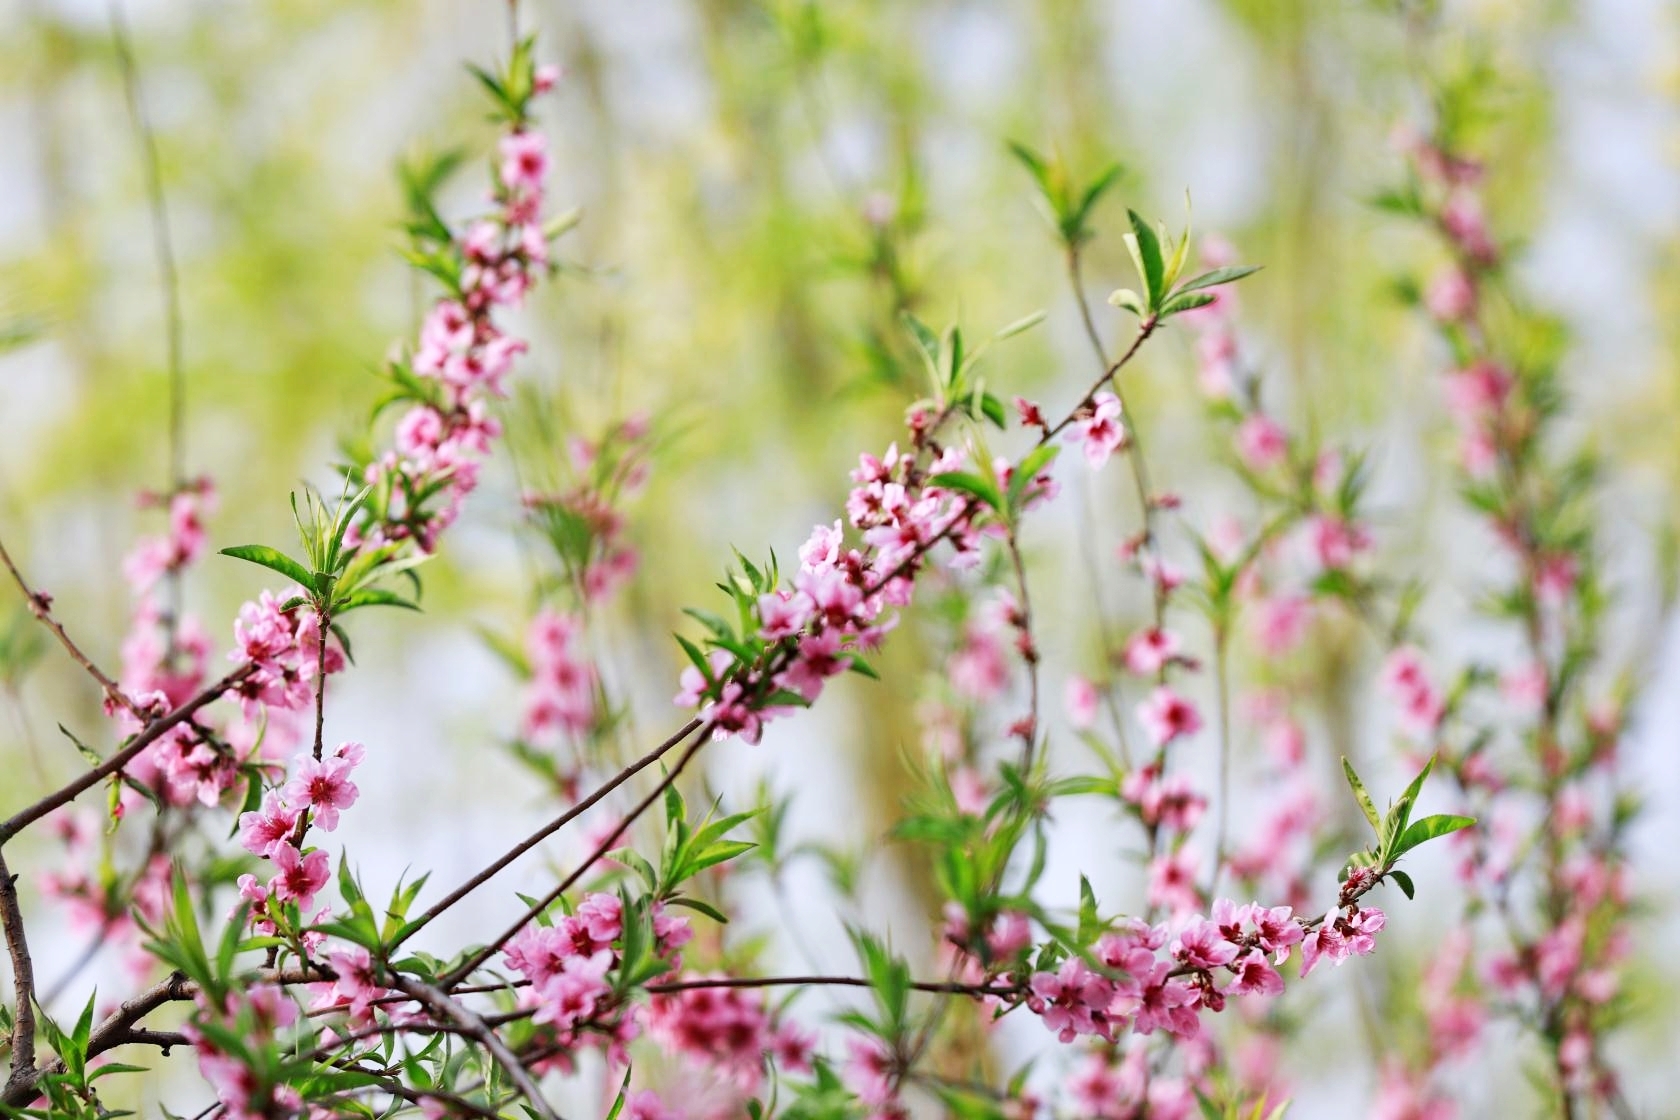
[219,545,315,592]
[1125,209,1165,306]
[929,471,1002,511]
[1341,757,1381,835]
[1175,265,1261,294]
[1392,813,1477,859]
[333,588,421,614]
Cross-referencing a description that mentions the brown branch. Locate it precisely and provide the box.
[0,665,252,843]
[441,732,709,989]
[395,978,560,1120]
[395,716,704,947]
[0,532,139,720]
[0,849,38,1101]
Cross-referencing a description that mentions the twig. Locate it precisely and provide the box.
[441,732,708,989]
[109,0,189,662]
[0,532,139,719]
[0,850,38,1099]
[0,665,252,843]
[395,716,703,947]
[396,978,560,1120]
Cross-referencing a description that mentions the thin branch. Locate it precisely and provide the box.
[108,0,184,490]
[441,732,708,989]
[0,665,252,843]
[0,532,139,719]
[0,849,38,1099]
[109,0,189,663]
[396,978,560,1120]
[1004,533,1041,772]
[395,716,703,947]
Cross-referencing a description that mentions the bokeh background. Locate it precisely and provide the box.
[1,0,1678,1114]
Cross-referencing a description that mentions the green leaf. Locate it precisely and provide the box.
[664,896,730,924]
[993,310,1046,341]
[1389,869,1416,900]
[333,588,421,614]
[930,471,1002,512]
[1392,814,1477,860]
[1124,209,1165,307]
[1341,757,1381,836]
[1175,265,1261,294]
[1159,291,1219,318]
[219,545,316,592]
[976,391,1009,430]
[1071,163,1125,234]
[1007,445,1060,511]
[603,1066,635,1120]
[1107,288,1147,317]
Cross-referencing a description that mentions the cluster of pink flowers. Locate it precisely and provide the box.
[230,589,346,717]
[1017,899,1348,1048]
[1395,127,1635,1111]
[358,91,555,553]
[645,978,815,1094]
[677,437,986,743]
[521,609,598,748]
[500,892,690,1070]
[1381,646,1445,739]
[120,480,212,599]
[186,983,308,1120]
[234,741,363,925]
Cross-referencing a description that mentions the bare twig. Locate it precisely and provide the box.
[0,849,39,1099]
[109,0,189,661]
[0,665,252,843]
[396,716,704,947]
[0,533,139,719]
[441,732,708,989]
[396,978,560,1120]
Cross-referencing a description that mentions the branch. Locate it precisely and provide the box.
[0,849,38,1101]
[442,732,709,989]
[395,716,704,947]
[395,978,560,1120]
[0,665,253,843]
[0,532,139,720]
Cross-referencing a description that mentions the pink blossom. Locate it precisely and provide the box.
[283,748,361,832]
[1028,958,1117,1043]
[950,629,1010,702]
[1147,848,1202,917]
[1137,686,1202,747]
[1123,628,1181,675]
[268,844,330,911]
[1500,661,1547,715]
[1425,266,1476,323]
[1249,594,1311,656]
[1064,675,1100,730]
[237,794,300,859]
[1235,414,1288,472]
[1068,392,1127,468]
[756,589,813,639]
[1227,951,1285,996]
[1306,514,1372,572]
[499,130,548,193]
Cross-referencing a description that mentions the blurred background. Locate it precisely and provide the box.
[1,0,1678,1114]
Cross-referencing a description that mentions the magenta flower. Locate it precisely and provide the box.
[1122,627,1181,676]
[1064,675,1100,730]
[237,793,299,859]
[268,844,330,911]
[283,749,360,832]
[1068,391,1127,468]
[1137,686,1203,747]
[1235,414,1289,472]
